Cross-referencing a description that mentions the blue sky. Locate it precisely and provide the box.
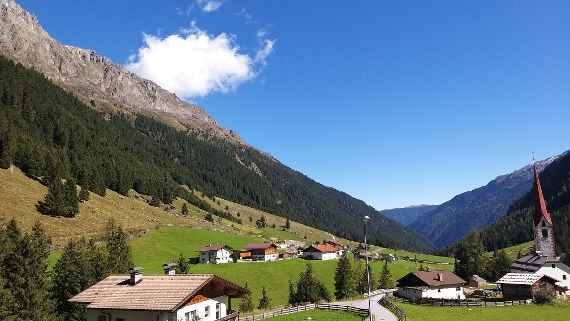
[19,0,570,209]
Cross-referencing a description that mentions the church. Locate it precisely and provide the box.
[497,164,569,300]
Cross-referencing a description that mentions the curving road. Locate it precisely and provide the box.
[341,292,398,321]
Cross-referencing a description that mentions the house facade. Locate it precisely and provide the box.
[69,269,248,321]
[200,245,233,264]
[396,271,466,301]
[244,243,279,261]
[303,244,339,260]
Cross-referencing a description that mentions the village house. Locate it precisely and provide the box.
[500,165,570,296]
[396,271,466,301]
[243,243,279,261]
[324,240,345,256]
[302,243,339,260]
[497,273,567,301]
[200,244,233,264]
[468,275,487,289]
[69,268,248,321]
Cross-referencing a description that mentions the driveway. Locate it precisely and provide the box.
[340,292,398,321]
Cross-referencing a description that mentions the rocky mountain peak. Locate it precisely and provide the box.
[0,0,244,145]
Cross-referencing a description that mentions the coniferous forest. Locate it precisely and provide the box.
[0,56,431,251]
[452,153,570,265]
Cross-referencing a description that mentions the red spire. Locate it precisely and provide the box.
[533,164,552,225]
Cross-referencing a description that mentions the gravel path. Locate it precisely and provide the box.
[342,293,398,321]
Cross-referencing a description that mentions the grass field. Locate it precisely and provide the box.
[261,309,364,321]
[131,227,453,308]
[399,302,570,321]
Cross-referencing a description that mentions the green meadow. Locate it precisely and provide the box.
[399,301,570,321]
[131,227,453,308]
[262,309,364,321]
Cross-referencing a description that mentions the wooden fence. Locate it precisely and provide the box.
[408,298,533,307]
[378,297,407,321]
[237,303,369,321]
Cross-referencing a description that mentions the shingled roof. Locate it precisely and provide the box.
[397,271,465,288]
[69,274,247,311]
[304,244,338,253]
[244,243,276,250]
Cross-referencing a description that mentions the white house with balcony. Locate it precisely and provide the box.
[396,271,466,301]
[200,244,233,264]
[69,268,248,321]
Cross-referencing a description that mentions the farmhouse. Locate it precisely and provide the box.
[396,271,466,301]
[244,243,279,261]
[69,268,248,321]
[497,273,567,300]
[503,165,570,295]
[303,243,339,260]
[468,275,487,289]
[200,244,233,264]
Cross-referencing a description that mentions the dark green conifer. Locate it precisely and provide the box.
[258,286,270,310]
[334,252,355,299]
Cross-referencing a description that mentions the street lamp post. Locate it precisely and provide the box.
[363,215,372,318]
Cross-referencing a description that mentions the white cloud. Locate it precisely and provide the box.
[126,25,275,98]
[255,39,275,66]
[195,0,223,13]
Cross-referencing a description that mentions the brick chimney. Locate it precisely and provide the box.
[163,263,177,275]
[437,273,444,282]
[129,267,143,285]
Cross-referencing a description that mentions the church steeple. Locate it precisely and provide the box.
[532,164,556,257]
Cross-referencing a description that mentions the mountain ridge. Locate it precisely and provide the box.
[0,1,432,251]
[410,157,556,248]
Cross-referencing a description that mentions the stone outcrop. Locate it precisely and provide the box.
[0,0,243,144]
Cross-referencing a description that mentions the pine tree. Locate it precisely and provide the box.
[294,264,331,303]
[378,260,394,289]
[78,186,89,202]
[177,254,190,274]
[454,232,486,279]
[487,250,512,281]
[63,177,79,217]
[285,217,291,229]
[181,203,189,216]
[288,279,297,306]
[239,283,254,312]
[356,264,370,294]
[258,286,270,310]
[85,239,109,283]
[104,220,133,274]
[51,240,87,320]
[37,176,66,216]
[2,222,56,321]
[334,252,355,299]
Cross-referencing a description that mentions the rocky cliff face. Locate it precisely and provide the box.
[0,0,242,144]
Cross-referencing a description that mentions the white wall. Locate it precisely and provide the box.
[253,253,278,261]
[303,252,337,260]
[200,249,232,264]
[422,287,465,300]
[176,296,228,321]
[397,287,465,301]
[86,309,173,321]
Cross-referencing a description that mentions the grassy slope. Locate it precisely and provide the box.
[131,227,452,308]
[266,310,363,321]
[400,302,570,321]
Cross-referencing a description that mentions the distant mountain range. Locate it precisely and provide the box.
[379,205,438,226]
[407,157,556,248]
[0,0,431,251]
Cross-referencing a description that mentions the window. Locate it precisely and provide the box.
[185,311,197,321]
[216,303,221,319]
[542,229,549,238]
[437,289,441,293]
[456,287,461,291]
[205,306,210,318]
[564,275,567,280]
[542,221,546,227]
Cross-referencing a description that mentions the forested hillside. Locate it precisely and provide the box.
[0,56,431,251]
[475,152,570,264]
[379,205,437,226]
[410,159,553,248]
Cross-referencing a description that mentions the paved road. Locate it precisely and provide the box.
[342,293,398,321]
